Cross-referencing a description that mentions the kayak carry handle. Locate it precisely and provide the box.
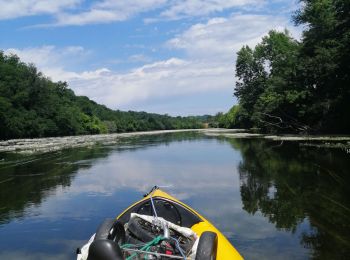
[143,186,159,197]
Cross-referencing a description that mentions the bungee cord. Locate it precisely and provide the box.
[120,186,187,259]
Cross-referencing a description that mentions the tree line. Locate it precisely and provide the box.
[0,52,203,140]
[217,0,349,134]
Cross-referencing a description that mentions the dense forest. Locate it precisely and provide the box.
[0,52,203,140]
[218,0,350,134]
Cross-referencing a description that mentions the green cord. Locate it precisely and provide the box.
[124,236,164,260]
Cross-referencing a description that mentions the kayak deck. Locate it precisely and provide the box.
[116,188,243,259]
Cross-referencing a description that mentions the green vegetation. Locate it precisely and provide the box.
[214,105,242,128]
[220,0,350,134]
[0,52,203,140]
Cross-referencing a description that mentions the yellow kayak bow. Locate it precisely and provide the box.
[116,187,243,260]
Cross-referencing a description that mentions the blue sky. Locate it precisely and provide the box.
[0,0,301,116]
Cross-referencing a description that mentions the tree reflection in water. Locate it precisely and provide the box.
[229,138,350,258]
[0,132,202,225]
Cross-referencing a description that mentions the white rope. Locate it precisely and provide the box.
[149,191,158,219]
[147,186,186,260]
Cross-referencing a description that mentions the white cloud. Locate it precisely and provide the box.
[54,0,265,26]
[5,45,232,108]
[4,46,87,82]
[168,14,301,61]
[0,0,277,26]
[0,0,167,24]
[5,45,85,67]
[0,0,81,20]
[128,54,152,63]
[5,14,301,114]
[160,0,262,20]
[47,0,168,26]
[54,9,125,26]
[70,58,233,107]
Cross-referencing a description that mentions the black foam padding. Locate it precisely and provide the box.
[87,239,123,260]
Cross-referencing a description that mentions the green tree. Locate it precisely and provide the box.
[235,30,306,132]
[0,52,203,140]
[230,1,350,134]
[235,45,267,127]
[293,0,350,133]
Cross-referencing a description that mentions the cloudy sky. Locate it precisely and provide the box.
[1,0,301,116]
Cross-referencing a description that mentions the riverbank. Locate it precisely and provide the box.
[1,128,349,154]
[0,129,204,154]
[204,129,350,151]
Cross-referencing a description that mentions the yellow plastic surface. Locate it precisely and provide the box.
[117,189,243,260]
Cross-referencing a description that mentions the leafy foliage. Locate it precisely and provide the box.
[222,0,350,133]
[0,52,203,140]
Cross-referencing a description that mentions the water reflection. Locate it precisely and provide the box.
[230,138,350,259]
[0,149,105,225]
[0,132,202,225]
[0,133,349,259]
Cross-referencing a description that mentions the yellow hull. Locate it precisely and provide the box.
[117,189,243,260]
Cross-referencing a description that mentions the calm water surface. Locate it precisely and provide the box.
[0,132,349,259]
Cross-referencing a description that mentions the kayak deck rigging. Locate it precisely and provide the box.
[77,186,243,260]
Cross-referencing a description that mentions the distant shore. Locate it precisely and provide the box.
[204,129,350,151]
[204,129,350,141]
[0,129,207,154]
[1,128,349,154]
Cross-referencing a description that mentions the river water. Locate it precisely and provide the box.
[0,132,349,259]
